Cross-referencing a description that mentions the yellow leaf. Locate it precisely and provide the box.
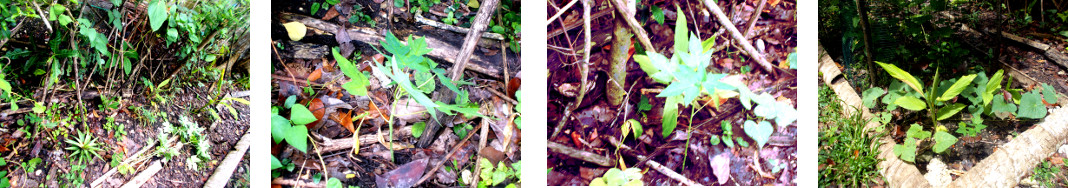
[467,0,480,8]
[283,22,307,41]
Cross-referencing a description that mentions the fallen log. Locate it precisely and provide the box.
[203,131,252,188]
[279,12,519,80]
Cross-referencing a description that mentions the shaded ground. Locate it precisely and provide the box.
[547,0,796,185]
[270,0,522,187]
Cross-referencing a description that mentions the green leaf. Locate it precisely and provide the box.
[775,102,797,127]
[287,125,309,152]
[637,95,652,112]
[326,178,343,188]
[743,120,773,148]
[32,102,44,114]
[893,138,918,163]
[413,71,435,94]
[984,70,1004,106]
[937,74,976,101]
[311,2,321,15]
[935,103,966,121]
[991,94,1017,119]
[1042,83,1058,104]
[875,62,924,96]
[862,87,886,108]
[661,95,681,138]
[651,6,665,24]
[284,96,297,109]
[290,104,318,125]
[1018,91,1047,119]
[147,0,169,31]
[271,155,283,170]
[701,35,717,54]
[737,85,754,110]
[906,124,931,139]
[932,130,957,153]
[271,114,289,143]
[895,96,927,111]
[380,55,440,120]
[625,119,642,139]
[412,122,426,138]
[673,5,687,54]
[788,52,797,69]
[123,57,132,75]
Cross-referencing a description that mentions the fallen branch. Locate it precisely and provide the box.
[319,125,413,153]
[607,137,701,186]
[547,142,615,167]
[203,130,252,188]
[414,14,505,41]
[469,120,491,188]
[702,0,781,76]
[414,122,482,185]
[280,12,517,80]
[90,137,178,188]
[742,0,768,39]
[118,161,162,188]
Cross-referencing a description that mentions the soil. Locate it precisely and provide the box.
[270,0,522,187]
[547,0,797,186]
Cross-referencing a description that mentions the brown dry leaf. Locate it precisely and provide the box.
[307,98,326,130]
[339,110,355,134]
[323,6,340,20]
[711,152,732,185]
[507,73,521,98]
[308,67,323,82]
[768,0,781,7]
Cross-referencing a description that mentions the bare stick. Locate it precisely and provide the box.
[553,0,595,139]
[119,161,162,188]
[413,123,482,185]
[414,14,505,41]
[607,137,701,186]
[547,142,615,167]
[270,178,325,188]
[742,0,767,38]
[608,0,657,54]
[470,120,490,188]
[547,0,580,24]
[702,0,779,75]
[450,0,502,81]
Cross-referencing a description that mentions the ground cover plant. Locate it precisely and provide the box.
[271,0,521,187]
[819,0,1068,186]
[0,0,250,187]
[547,0,796,185]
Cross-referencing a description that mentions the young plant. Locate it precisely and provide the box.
[588,167,643,186]
[64,131,104,163]
[271,96,315,153]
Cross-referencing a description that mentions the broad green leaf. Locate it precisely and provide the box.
[932,130,957,153]
[862,87,886,108]
[1017,91,1047,119]
[875,62,924,96]
[326,178,342,188]
[284,95,297,109]
[651,6,665,24]
[413,71,435,94]
[895,96,927,111]
[743,120,773,149]
[775,102,797,127]
[1042,83,1058,105]
[412,122,426,138]
[906,124,931,139]
[271,155,283,170]
[625,119,642,139]
[311,2,321,15]
[287,125,309,152]
[737,85,754,110]
[935,103,966,121]
[147,0,169,31]
[272,114,289,143]
[49,5,66,21]
[290,104,318,125]
[984,70,1004,106]
[937,74,976,101]
[673,5,687,53]
[381,55,440,119]
[637,96,652,112]
[893,138,918,162]
[32,102,44,114]
[991,94,1017,119]
[661,95,681,138]
[382,32,410,56]
[702,34,716,54]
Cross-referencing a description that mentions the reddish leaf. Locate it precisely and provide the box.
[308,67,323,82]
[307,98,326,130]
[570,131,584,148]
[323,6,340,20]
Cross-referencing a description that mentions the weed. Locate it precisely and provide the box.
[588,167,642,186]
[818,84,885,186]
[64,131,103,163]
[1032,161,1061,187]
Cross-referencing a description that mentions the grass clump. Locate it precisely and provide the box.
[818,84,885,186]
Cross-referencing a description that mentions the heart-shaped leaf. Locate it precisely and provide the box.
[271,114,289,143]
[743,120,773,148]
[290,104,318,125]
[991,94,1017,119]
[932,130,958,153]
[412,122,426,138]
[1042,83,1058,105]
[147,0,169,31]
[271,155,283,170]
[905,124,931,139]
[893,138,918,163]
[287,125,308,152]
[1018,90,1047,119]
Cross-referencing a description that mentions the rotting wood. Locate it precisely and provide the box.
[947,108,1068,187]
[819,44,932,188]
[279,12,518,80]
[90,137,177,188]
[547,141,616,167]
[203,131,251,188]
